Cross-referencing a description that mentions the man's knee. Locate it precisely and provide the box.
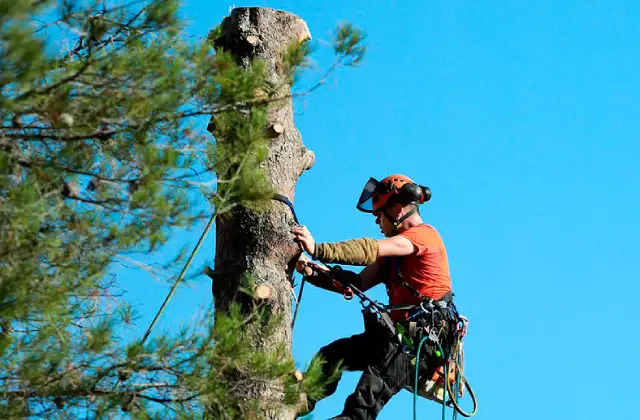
[316,335,363,375]
[303,340,348,412]
[340,371,397,420]
[309,345,338,382]
[303,334,369,416]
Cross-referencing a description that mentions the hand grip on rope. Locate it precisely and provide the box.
[295,258,314,277]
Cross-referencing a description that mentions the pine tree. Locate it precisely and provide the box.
[0,1,365,418]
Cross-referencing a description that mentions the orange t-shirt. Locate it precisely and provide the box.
[380,224,452,321]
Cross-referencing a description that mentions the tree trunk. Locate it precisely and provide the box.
[209,7,314,420]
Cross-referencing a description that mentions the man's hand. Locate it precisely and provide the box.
[295,254,330,276]
[294,254,338,294]
[291,225,316,256]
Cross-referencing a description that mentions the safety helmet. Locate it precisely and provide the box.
[356,174,431,214]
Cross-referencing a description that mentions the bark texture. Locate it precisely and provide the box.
[209,7,314,420]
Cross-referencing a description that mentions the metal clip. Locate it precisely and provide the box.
[428,329,440,344]
[420,300,434,313]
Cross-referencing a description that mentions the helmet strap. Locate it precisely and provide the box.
[387,205,419,231]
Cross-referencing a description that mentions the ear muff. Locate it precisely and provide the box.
[398,183,431,204]
[421,185,432,203]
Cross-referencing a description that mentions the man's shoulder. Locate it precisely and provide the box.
[404,223,439,237]
[400,224,445,247]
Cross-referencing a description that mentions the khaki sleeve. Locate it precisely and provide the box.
[313,237,379,266]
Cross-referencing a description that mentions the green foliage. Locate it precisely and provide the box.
[333,23,367,66]
[0,0,366,417]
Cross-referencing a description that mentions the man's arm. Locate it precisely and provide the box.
[310,235,417,266]
[291,225,417,266]
[377,236,416,258]
[303,272,341,294]
[295,258,384,294]
[325,263,386,293]
[358,263,385,291]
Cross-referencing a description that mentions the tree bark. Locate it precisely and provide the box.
[209,7,314,420]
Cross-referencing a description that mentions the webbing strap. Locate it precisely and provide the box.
[389,257,455,304]
[392,205,418,228]
[272,193,306,330]
[380,312,398,337]
[272,193,300,225]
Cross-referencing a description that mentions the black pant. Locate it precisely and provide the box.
[306,312,441,420]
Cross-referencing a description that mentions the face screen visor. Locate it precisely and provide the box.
[356,177,382,213]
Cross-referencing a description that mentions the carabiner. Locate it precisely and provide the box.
[420,300,434,314]
[343,287,354,300]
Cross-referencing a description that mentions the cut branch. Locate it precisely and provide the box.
[254,284,273,301]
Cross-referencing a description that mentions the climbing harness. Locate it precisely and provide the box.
[328,266,400,338]
[413,315,477,420]
[141,193,306,343]
[322,265,478,420]
[389,256,477,419]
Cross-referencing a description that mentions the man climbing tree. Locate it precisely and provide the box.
[292,174,462,419]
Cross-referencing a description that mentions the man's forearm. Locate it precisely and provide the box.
[303,271,342,294]
[303,266,363,293]
[313,237,379,266]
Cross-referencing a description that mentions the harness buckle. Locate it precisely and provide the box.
[420,299,435,312]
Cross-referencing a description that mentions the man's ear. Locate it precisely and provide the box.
[393,202,405,216]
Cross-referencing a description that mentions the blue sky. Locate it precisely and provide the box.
[119,1,640,419]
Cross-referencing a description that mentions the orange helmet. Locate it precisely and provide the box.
[356,174,431,213]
